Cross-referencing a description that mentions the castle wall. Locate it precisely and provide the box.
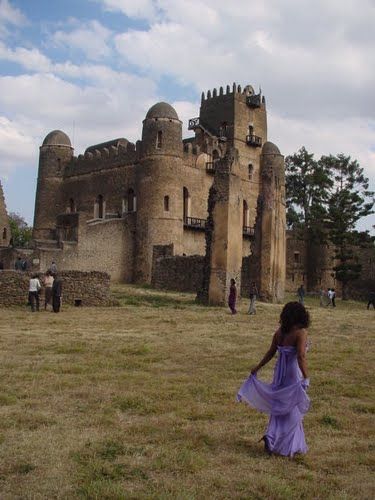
[0,181,11,248]
[0,270,114,307]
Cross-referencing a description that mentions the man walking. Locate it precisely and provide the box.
[297,284,305,305]
[367,291,375,310]
[29,274,41,312]
[52,274,62,313]
[248,281,258,315]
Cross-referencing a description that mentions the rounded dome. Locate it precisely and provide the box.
[145,102,179,121]
[42,130,71,147]
[262,141,280,155]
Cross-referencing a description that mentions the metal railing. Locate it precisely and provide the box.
[184,217,206,230]
[188,117,200,130]
[243,226,255,237]
[205,162,216,174]
[246,134,262,147]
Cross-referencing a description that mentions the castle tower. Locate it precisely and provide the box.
[197,149,243,305]
[135,103,184,282]
[258,142,286,302]
[0,180,11,247]
[33,130,73,240]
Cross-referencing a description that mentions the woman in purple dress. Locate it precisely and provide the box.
[237,302,310,457]
[228,278,237,314]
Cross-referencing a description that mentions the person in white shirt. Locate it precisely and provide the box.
[29,274,41,312]
[43,271,54,310]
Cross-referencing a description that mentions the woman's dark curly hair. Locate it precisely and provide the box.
[280,301,310,335]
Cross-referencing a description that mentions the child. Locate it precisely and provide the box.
[228,278,237,314]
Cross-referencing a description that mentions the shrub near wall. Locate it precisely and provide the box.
[0,270,115,307]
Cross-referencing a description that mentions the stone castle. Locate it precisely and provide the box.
[28,82,285,302]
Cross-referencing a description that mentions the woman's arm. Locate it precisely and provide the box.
[296,328,308,379]
[251,331,279,374]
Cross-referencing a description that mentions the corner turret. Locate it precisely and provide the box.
[141,102,182,158]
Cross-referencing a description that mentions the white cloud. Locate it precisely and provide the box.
[51,20,113,61]
[0,116,36,176]
[97,0,157,21]
[0,0,26,38]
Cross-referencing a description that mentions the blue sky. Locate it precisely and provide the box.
[0,0,374,231]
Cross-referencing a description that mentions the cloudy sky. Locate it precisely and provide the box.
[0,0,374,230]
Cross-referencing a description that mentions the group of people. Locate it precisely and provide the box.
[228,279,258,315]
[28,262,62,313]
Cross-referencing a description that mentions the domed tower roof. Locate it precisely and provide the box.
[42,130,72,147]
[145,102,179,121]
[262,141,280,155]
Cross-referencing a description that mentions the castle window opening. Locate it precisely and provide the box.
[183,187,191,221]
[248,125,254,135]
[243,200,249,228]
[128,189,136,212]
[2,227,6,240]
[156,131,162,149]
[292,273,295,282]
[69,198,75,213]
[212,150,220,163]
[164,195,170,212]
[248,164,254,180]
[95,195,104,219]
[294,252,300,263]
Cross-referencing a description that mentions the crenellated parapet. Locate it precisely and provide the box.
[64,139,137,177]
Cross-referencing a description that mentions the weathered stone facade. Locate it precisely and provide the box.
[0,181,11,249]
[1,83,285,302]
[0,270,114,307]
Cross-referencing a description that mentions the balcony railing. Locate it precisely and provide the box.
[243,226,255,237]
[205,162,216,174]
[188,117,200,130]
[246,134,262,147]
[246,94,262,108]
[184,216,206,230]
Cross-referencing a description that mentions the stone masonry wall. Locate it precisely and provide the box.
[0,270,114,307]
[152,255,204,292]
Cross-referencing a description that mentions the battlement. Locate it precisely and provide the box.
[201,82,262,103]
[64,140,138,177]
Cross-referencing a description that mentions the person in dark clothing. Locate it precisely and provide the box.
[52,274,62,313]
[367,291,375,310]
[297,285,305,305]
[0,261,4,270]
[15,257,23,271]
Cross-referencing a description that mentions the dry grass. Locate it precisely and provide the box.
[0,285,374,499]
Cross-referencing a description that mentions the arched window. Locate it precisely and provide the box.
[219,122,228,137]
[248,163,254,180]
[128,189,136,212]
[95,195,104,219]
[2,227,6,240]
[164,195,169,211]
[183,187,191,221]
[243,200,249,228]
[248,125,254,136]
[69,198,75,213]
[156,131,162,149]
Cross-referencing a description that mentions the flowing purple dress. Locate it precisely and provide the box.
[237,345,310,457]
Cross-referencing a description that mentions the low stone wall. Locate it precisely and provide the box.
[0,270,115,307]
[152,255,205,293]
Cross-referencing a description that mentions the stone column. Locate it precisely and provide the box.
[198,149,243,306]
[258,142,285,302]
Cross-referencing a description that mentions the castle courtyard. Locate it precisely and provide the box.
[0,287,373,499]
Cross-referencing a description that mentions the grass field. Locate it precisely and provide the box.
[0,285,374,499]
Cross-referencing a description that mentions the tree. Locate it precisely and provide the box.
[321,154,374,299]
[285,147,333,288]
[8,212,33,248]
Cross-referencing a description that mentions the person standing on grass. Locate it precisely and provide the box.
[228,278,237,315]
[52,273,62,313]
[29,274,41,312]
[248,281,258,315]
[237,302,310,457]
[331,288,336,308]
[367,291,375,309]
[297,284,305,305]
[49,261,57,274]
[43,270,54,311]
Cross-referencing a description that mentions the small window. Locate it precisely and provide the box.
[156,131,162,149]
[69,198,75,213]
[248,125,254,136]
[243,200,249,228]
[183,187,191,221]
[2,227,6,240]
[96,195,104,218]
[164,195,169,211]
[294,252,300,263]
[127,189,136,212]
[291,273,295,282]
[248,164,254,180]
[57,158,61,172]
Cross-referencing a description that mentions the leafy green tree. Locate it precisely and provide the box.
[321,154,374,299]
[285,147,333,288]
[8,212,33,248]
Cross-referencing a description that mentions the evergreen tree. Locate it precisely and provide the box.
[285,147,332,289]
[321,154,374,299]
[8,212,33,248]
